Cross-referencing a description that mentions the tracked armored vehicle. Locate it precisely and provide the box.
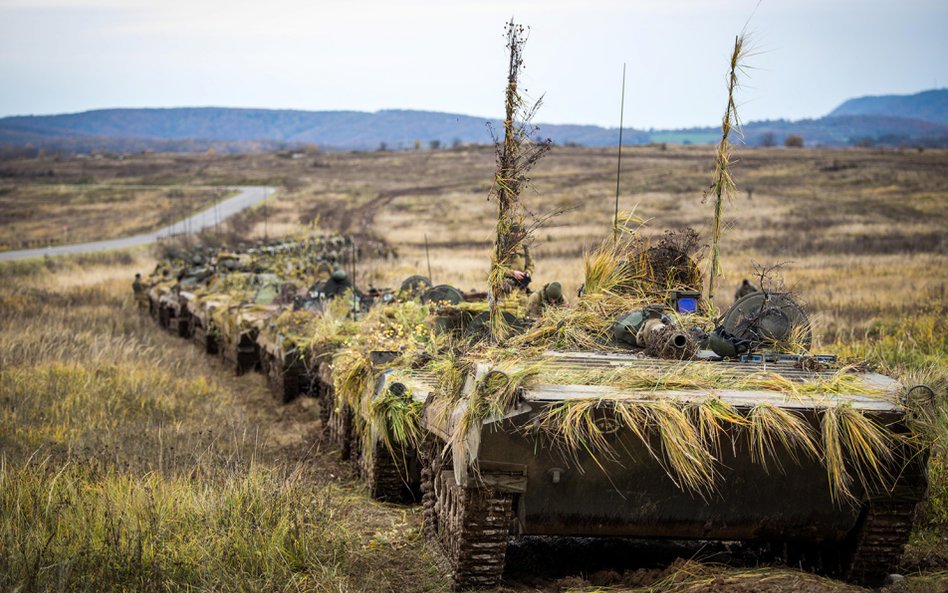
[414,349,928,589]
[159,259,216,338]
[147,274,179,329]
[186,265,253,357]
[321,279,456,500]
[256,311,313,403]
[212,274,285,375]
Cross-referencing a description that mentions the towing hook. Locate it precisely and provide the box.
[905,384,937,410]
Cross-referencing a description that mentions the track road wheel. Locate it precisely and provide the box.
[362,440,418,503]
[844,500,919,586]
[420,441,440,541]
[316,382,333,440]
[428,458,513,589]
[327,394,353,460]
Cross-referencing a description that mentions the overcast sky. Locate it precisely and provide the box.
[1,0,946,129]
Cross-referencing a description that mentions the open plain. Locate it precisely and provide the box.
[1,144,946,592]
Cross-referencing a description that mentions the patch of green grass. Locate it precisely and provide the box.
[0,463,355,592]
[648,132,719,145]
[830,311,948,371]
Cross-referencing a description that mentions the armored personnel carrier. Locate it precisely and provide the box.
[399,252,932,589]
[186,266,254,357]
[322,279,458,501]
[256,309,314,403]
[147,270,180,330]
[369,226,930,588]
[256,253,368,404]
[415,348,927,588]
[158,256,216,338]
[212,274,288,375]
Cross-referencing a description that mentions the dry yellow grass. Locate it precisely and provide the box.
[0,184,233,250]
[0,253,448,593]
[1,145,946,592]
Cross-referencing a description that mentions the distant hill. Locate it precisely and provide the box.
[829,89,948,125]
[0,108,648,155]
[2,89,947,155]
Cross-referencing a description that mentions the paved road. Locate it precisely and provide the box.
[0,186,273,262]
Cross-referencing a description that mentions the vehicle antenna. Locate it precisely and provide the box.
[613,63,626,244]
[351,241,358,314]
[263,187,269,242]
[424,233,433,284]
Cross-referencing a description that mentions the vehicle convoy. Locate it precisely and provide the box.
[131,189,938,592]
[136,236,933,591]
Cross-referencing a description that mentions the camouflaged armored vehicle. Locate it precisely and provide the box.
[158,256,216,338]
[340,233,931,588]
[211,274,289,375]
[395,265,933,590]
[183,248,274,364]
[184,253,247,355]
[256,310,314,404]
[320,278,457,501]
[414,349,928,588]
[255,245,367,404]
[147,267,181,329]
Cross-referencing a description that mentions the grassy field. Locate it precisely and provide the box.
[0,184,233,251]
[0,253,448,593]
[1,145,946,592]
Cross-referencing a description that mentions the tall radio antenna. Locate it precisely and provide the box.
[613,63,627,243]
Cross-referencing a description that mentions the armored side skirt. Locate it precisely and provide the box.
[469,405,925,544]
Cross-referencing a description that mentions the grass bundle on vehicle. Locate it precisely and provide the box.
[332,299,439,459]
[536,398,717,493]
[821,404,898,503]
[368,374,424,452]
[512,218,709,352]
[283,297,361,362]
[530,391,918,502]
[486,21,552,341]
[448,361,540,483]
[534,363,888,398]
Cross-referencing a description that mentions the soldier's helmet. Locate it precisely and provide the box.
[545,282,562,301]
[332,269,348,281]
[135,273,141,278]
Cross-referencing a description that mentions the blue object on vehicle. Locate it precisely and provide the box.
[677,297,698,313]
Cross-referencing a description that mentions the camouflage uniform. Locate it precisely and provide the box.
[502,226,533,294]
[734,279,759,302]
[132,274,148,311]
[320,269,354,299]
[526,282,564,317]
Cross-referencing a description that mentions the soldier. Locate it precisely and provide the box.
[503,222,533,294]
[526,282,565,317]
[734,278,759,302]
[132,273,147,311]
[321,269,354,299]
